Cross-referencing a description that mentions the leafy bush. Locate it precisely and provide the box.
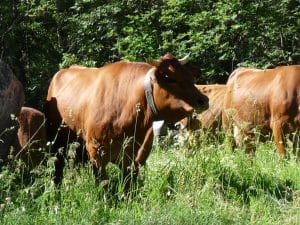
[1,0,299,107]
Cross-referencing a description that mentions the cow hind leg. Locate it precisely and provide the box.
[222,112,236,151]
[50,128,74,185]
[53,149,65,185]
[47,123,77,185]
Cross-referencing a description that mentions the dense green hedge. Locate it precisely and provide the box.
[1,0,299,108]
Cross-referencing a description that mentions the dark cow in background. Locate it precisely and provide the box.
[178,84,226,134]
[45,53,209,189]
[13,107,46,168]
[223,65,300,156]
[0,60,24,164]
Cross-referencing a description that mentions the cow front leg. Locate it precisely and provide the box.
[121,127,153,193]
[135,127,153,166]
[86,141,108,185]
[271,121,286,157]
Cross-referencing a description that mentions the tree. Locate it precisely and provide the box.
[1,0,299,108]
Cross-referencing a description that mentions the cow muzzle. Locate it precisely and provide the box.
[195,95,209,112]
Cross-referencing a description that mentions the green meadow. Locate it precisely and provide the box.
[1,133,299,225]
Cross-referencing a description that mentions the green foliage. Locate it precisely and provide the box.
[0,0,61,108]
[0,0,299,106]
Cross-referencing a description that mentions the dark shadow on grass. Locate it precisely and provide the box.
[216,165,294,204]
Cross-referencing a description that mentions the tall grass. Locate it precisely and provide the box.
[0,132,299,225]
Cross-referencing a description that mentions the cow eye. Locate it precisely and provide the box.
[165,75,177,83]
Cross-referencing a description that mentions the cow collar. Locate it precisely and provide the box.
[144,67,166,136]
[144,67,158,118]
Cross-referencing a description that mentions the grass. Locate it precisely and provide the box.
[0,132,300,225]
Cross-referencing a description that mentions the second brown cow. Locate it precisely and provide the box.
[178,84,226,133]
[223,65,300,156]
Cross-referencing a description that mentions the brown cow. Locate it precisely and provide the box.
[179,84,227,133]
[223,65,300,156]
[13,107,46,168]
[0,60,24,164]
[44,53,209,189]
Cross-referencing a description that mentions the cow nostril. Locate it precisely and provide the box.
[197,98,205,106]
[197,99,203,105]
[197,97,209,108]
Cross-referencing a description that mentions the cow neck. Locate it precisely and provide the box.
[144,67,159,119]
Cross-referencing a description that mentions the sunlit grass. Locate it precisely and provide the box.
[0,132,300,225]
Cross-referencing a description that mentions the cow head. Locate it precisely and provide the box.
[148,53,209,122]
